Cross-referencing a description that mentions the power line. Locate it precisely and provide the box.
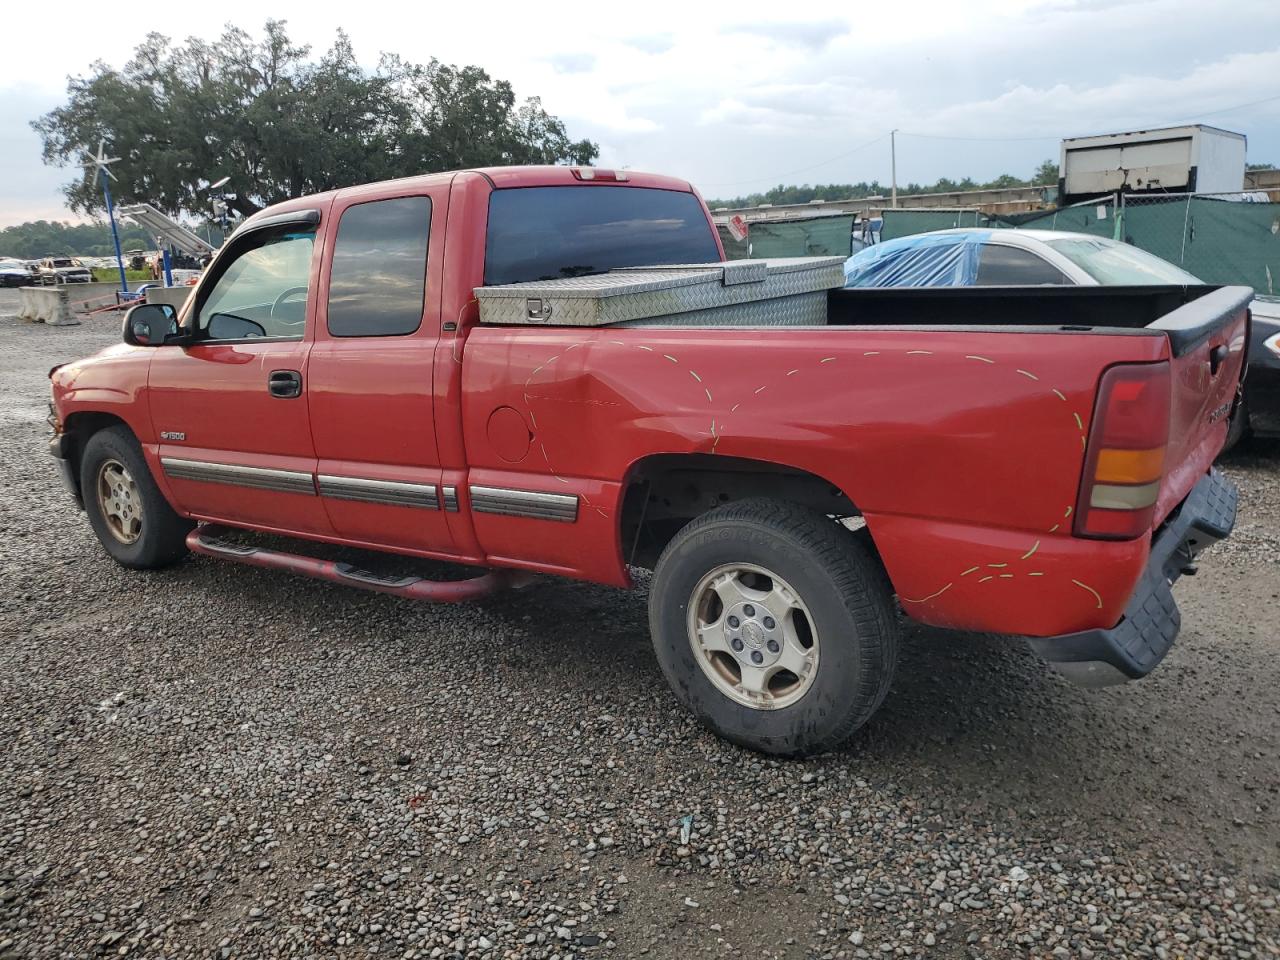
[899,91,1280,143]
[899,132,1058,142]
[699,132,891,188]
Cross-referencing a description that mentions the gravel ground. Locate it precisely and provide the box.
[1,295,1278,959]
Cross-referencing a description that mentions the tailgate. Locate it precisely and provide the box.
[1149,286,1251,524]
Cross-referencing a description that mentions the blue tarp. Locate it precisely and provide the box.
[843,230,992,287]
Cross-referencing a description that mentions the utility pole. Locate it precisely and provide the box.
[891,129,899,209]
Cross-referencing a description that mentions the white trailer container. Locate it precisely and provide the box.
[1059,125,1246,202]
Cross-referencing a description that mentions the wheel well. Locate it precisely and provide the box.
[620,454,859,569]
[60,412,130,495]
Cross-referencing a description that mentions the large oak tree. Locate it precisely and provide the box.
[33,21,598,220]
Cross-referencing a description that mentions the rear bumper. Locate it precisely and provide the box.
[1025,469,1237,687]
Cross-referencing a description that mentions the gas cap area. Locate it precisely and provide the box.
[486,406,533,463]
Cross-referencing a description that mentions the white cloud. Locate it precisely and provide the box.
[1,0,1278,217]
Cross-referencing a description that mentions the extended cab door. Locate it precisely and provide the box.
[147,210,333,535]
[305,186,457,557]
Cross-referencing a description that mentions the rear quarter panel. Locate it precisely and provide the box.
[461,325,1170,636]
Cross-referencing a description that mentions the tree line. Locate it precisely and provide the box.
[0,220,157,260]
[708,160,1062,208]
[33,21,598,220]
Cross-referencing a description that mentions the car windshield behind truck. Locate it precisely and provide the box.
[1045,237,1202,286]
[484,185,719,285]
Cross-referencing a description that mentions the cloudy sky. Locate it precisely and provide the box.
[1,0,1278,227]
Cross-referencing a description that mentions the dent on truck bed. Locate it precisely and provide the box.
[460,320,1172,636]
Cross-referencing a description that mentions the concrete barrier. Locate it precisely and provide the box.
[18,287,79,326]
[143,286,194,313]
[61,280,153,315]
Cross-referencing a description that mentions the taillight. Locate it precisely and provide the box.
[1264,331,1280,360]
[1075,362,1170,540]
[571,167,629,182]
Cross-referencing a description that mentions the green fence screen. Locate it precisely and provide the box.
[720,215,855,260]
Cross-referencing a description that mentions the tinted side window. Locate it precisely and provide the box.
[328,197,432,337]
[484,186,720,285]
[975,244,1070,285]
[197,227,316,340]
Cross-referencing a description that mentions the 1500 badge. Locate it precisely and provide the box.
[160,431,186,441]
[1208,401,1232,424]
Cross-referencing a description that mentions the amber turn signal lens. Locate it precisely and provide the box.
[1093,446,1166,485]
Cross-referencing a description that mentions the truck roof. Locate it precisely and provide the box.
[239,166,698,233]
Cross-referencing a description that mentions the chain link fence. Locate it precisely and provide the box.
[1010,192,1280,294]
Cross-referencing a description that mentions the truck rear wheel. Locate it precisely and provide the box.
[649,499,898,756]
[80,425,193,569]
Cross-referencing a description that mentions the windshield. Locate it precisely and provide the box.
[484,186,720,285]
[51,258,75,268]
[1044,238,1201,285]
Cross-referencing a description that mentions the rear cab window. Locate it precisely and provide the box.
[483,186,719,285]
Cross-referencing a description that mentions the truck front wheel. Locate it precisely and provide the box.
[80,425,193,569]
[649,499,899,757]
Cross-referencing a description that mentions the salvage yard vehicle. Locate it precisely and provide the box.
[47,166,1247,755]
[0,259,31,287]
[36,256,92,284]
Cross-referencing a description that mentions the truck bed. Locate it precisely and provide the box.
[824,284,1213,333]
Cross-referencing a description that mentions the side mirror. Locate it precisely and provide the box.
[122,303,179,347]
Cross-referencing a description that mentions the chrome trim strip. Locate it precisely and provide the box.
[161,457,316,495]
[441,486,459,512]
[316,475,439,509]
[469,485,578,522]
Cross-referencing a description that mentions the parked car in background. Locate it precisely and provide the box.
[35,256,93,285]
[843,229,1266,447]
[1246,297,1280,441]
[0,259,30,287]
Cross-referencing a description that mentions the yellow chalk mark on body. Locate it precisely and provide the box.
[1071,579,1103,609]
[864,351,880,356]
[965,355,995,363]
[820,357,836,363]
[901,582,953,604]
[1020,540,1040,560]
[1052,388,1067,401]
[1016,369,1039,381]
[979,575,995,583]
[907,350,933,356]
[664,354,679,364]
[987,562,1008,568]
[787,369,800,376]
[961,566,980,576]
[754,386,767,395]
[689,370,702,382]
[1073,412,1084,430]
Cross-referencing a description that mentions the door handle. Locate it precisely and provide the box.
[1209,344,1228,376]
[268,369,302,398]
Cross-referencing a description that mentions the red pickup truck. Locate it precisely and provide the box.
[48,166,1247,755]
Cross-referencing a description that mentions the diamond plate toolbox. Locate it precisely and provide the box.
[474,257,846,327]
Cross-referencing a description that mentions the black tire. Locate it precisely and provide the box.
[80,425,193,569]
[649,499,899,757]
